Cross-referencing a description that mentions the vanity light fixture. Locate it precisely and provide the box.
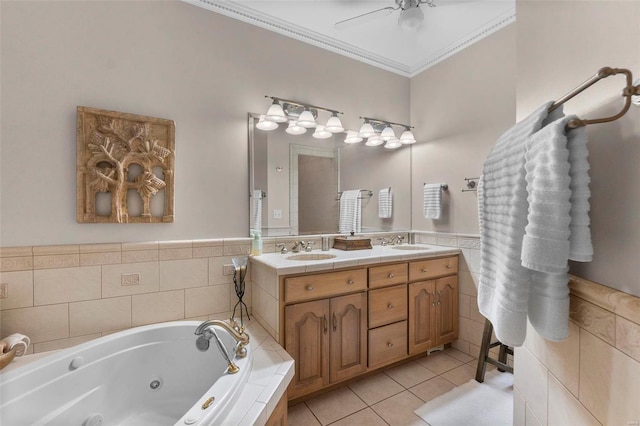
[255,115,278,131]
[285,120,307,135]
[265,99,288,123]
[365,135,384,146]
[260,96,344,135]
[380,125,396,141]
[384,139,402,149]
[297,108,317,128]
[344,130,363,144]
[312,124,332,139]
[358,120,376,138]
[358,116,416,148]
[399,127,416,144]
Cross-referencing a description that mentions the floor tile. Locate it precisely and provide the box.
[371,390,430,426]
[444,347,475,363]
[409,376,456,403]
[328,408,388,426]
[415,351,463,375]
[348,372,405,405]
[306,386,367,425]
[384,360,437,388]
[440,363,476,386]
[288,403,321,426]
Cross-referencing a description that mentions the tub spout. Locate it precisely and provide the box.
[194,320,250,373]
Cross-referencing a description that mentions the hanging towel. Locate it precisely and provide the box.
[378,188,393,219]
[423,184,443,219]
[477,102,560,347]
[339,190,362,233]
[252,189,263,231]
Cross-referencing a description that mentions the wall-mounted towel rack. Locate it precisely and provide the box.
[462,177,479,192]
[337,190,373,200]
[423,183,448,191]
[549,67,640,129]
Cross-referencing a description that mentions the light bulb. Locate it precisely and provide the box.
[325,113,345,133]
[358,122,376,138]
[265,100,288,123]
[285,121,307,135]
[297,109,317,128]
[256,115,278,131]
[312,125,332,139]
[384,138,402,149]
[344,130,363,144]
[399,129,416,144]
[380,126,396,141]
[365,135,384,146]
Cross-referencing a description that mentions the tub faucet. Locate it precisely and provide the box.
[194,320,250,374]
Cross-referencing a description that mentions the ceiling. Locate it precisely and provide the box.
[185,0,515,77]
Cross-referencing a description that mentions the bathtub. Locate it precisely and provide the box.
[0,321,252,426]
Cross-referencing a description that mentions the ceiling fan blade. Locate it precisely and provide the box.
[334,6,398,30]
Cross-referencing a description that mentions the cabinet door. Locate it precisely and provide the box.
[330,292,367,383]
[435,276,458,345]
[408,280,437,355]
[285,299,330,398]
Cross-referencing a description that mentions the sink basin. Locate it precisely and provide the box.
[286,253,337,261]
[390,245,431,251]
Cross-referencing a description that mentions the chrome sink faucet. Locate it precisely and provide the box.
[291,241,306,253]
[377,237,391,246]
[390,235,405,245]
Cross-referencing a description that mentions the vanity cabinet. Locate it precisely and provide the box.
[285,292,367,399]
[280,254,458,400]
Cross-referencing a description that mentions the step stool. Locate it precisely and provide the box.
[475,318,513,382]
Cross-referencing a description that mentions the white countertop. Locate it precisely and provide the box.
[250,244,460,275]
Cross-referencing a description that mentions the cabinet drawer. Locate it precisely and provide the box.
[285,269,367,303]
[369,285,407,328]
[369,263,408,289]
[368,320,407,368]
[409,256,458,281]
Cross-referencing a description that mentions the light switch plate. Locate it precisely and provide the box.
[273,209,282,219]
[223,265,235,276]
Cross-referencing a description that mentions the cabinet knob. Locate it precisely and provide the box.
[387,303,394,309]
[387,342,394,348]
[388,273,395,278]
[347,280,354,285]
[446,264,452,269]
[421,268,428,273]
[306,285,313,291]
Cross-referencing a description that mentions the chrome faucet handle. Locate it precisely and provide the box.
[275,243,288,254]
[291,241,300,253]
[305,242,315,252]
[377,237,389,246]
[396,235,405,245]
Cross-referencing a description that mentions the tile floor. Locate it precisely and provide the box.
[288,347,498,426]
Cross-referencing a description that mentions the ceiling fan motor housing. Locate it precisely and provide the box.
[396,0,420,10]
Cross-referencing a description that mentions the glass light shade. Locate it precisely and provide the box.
[285,121,307,135]
[297,109,317,128]
[398,6,424,31]
[384,139,402,149]
[344,130,363,144]
[380,126,396,141]
[256,115,278,131]
[325,114,345,133]
[365,135,384,146]
[399,129,416,144]
[358,122,376,138]
[312,124,332,139]
[265,101,288,123]
[232,256,248,269]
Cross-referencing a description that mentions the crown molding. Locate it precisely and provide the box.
[184,0,515,78]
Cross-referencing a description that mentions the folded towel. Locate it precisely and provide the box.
[378,188,392,219]
[1,333,30,357]
[566,125,593,262]
[252,189,263,231]
[339,190,362,233]
[423,184,443,219]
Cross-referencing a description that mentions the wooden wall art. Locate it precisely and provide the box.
[77,106,175,223]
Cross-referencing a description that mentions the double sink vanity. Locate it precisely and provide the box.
[250,243,461,401]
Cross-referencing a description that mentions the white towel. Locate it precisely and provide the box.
[339,190,362,233]
[423,184,443,219]
[252,189,263,231]
[378,188,392,219]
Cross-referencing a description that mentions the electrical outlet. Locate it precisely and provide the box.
[0,283,8,299]
[223,265,234,276]
[121,273,141,286]
[273,209,282,219]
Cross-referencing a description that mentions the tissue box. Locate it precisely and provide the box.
[332,236,372,251]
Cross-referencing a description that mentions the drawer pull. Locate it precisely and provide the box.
[323,314,328,334]
[388,273,395,278]
[387,303,394,309]
[347,280,354,285]
[306,285,314,291]
[421,268,428,273]
[387,342,394,348]
[333,313,337,332]
[446,264,452,269]
[437,290,442,305]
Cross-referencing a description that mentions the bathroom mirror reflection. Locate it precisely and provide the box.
[249,113,411,237]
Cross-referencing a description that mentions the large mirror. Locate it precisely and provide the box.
[249,113,411,236]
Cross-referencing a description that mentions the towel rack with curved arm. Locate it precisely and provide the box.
[548,67,640,129]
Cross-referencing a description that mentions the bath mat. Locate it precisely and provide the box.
[414,370,513,426]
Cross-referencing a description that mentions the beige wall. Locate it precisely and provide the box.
[410,25,517,234]
[0,0,409,247]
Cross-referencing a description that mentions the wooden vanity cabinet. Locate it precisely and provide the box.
[285,292,367,399]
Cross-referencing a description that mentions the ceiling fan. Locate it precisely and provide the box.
[335,0,436,31]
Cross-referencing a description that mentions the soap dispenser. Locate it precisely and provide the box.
[251,230,262,256]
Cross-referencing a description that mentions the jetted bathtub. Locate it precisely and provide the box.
[0,321,252,425]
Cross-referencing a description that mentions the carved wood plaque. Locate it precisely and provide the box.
[77,106,175,223]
